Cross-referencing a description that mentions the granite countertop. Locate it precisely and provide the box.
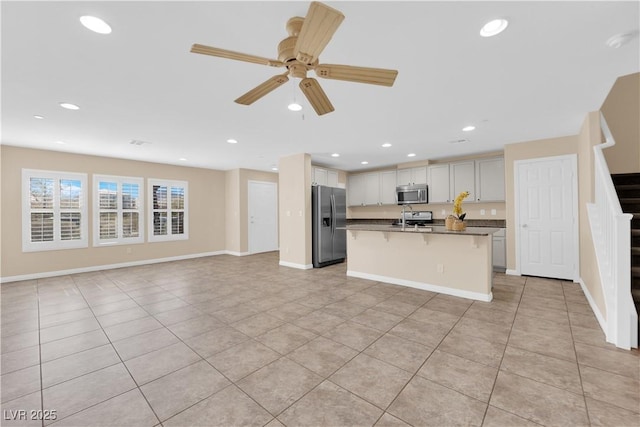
[347,218,506,228]
[343,224,500,236]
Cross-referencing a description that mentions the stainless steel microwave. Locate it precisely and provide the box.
[396,184,428,205]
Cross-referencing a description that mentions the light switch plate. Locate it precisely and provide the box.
[491,209,497,216]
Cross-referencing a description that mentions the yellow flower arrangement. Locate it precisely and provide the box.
[453,191,470,220]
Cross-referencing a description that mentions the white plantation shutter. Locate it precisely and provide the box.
[148,179,188,242]
[22,170,88,252]
[93,175,144,246]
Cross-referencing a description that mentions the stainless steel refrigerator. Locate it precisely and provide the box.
[312,185,346,268]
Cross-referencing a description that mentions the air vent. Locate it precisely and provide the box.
[449,139,470,144]
[130,140,151,146]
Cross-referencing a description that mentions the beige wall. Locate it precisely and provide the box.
[601,72,640,174]
[1,145,226,279]
[504,135,579,271]
[577,112,607,318]
[278,153,312,268]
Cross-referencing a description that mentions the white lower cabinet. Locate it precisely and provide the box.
[492,228,506,269]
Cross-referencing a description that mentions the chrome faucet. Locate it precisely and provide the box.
[401,204,413,231]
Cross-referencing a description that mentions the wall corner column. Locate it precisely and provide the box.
[278,153,313,269]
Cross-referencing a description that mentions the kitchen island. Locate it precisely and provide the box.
[345,224,500,301]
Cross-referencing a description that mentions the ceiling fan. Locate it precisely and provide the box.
[190,1,398,116]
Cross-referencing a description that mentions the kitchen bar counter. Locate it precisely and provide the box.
[345,224,496,301]
[344,224,500,236]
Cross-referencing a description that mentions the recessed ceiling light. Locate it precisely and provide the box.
[59,102,80,110]
[407,153,416,157]
[179,158,187,161]
[480,19,508,37]
[55,140,66,145]
[361,161,369,165]
[34,115,44,119]
[331,153,340,157]
[271,167,279,171]
[288,102,302,111]
[381,143,392,148]
[80,16,112,34]
[226,139,238,144]
[462,125,476,132]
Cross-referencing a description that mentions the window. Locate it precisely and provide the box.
[93,175,144,246]
[22,169,88,252]
[148,179,188,242]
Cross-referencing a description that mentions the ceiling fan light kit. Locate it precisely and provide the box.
[191,1,398,116]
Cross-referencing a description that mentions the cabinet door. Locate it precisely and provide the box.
[327,170,339,187]
[449,161,475,202]
[396,169,412,186]
[411,167,427,184]
[364,173,381,205]
[347,174,365,206]
[492,236,506,268]
[476,157,505,201]
[380,171,397,205]
[313,167,328,186]
[427,164,451,203]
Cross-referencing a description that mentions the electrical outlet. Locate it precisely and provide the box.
[491,209,497,216]
[437,263,444,273]
[441,209,446,215]
[480,209,486,215]
[299,210,303,217]
[286,210,291,217]
[126,247,132,254]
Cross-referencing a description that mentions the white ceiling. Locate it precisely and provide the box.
[2,1,638,172]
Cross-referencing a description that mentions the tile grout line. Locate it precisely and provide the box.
[36,280,44,427]
[57,272,164,426]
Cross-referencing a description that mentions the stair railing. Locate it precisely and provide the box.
[587,112,636,349]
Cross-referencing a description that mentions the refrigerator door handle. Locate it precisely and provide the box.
[331,193,336,235]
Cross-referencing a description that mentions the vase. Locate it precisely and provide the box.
[445,215,456,230]
[452,219,466,231]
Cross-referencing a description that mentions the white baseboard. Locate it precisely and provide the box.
[347,270,493,302]
[505,269,520,276]
[224,251,251,256]
[578,277,608,336]
[0,251,226,284]
[279,260,313,270]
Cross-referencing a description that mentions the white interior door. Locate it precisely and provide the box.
[516,155,578,280]
[248,181,278,254]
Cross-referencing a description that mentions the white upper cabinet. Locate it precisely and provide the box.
[380,170,398,205]
[312,166,340,188]
[327,170,339,187]
[427,164,451,203]
[347,170,397,206]
[396,166,427,186]
[476,157,505,202]
[449,161,475,202]
[364,173,381,205]
[347,174,366,206]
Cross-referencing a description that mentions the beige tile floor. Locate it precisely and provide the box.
[1,252,639,427]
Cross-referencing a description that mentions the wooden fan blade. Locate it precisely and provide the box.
[235,74,290,105]
[315,64,398,86]
[299,78,334,116]
[191,44,284,67]
[294,2,345,65]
